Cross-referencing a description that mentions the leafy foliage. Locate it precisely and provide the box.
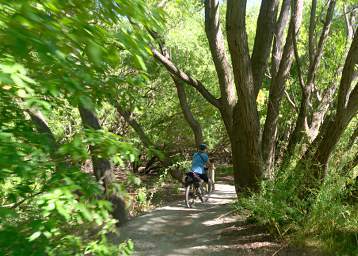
[239,126,358,255]
[1,0,357,255]
[0,0,163,255]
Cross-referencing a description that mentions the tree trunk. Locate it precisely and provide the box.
[342,151,358,174]
[312,115,355,178]
[28,109,58,155]
[251,0,279,96]
[115,103,153,148]
[284,86,311,159]
[78,105,128,225]
[271,0,291,78]
[285,0,336,164]
[301,29,358,178]
[231,108,262,192]
[204,0,236,138]
[261,0,304,177]
[173,77,204,146]
[308,0,317,64]
[307,86,336,142]
[226,0,263,192]
[78,106,112,190]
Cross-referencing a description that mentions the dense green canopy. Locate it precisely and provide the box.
[0,0,357,255]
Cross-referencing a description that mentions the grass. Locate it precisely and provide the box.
[235,163,358,256]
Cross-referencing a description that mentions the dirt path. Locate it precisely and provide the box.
[118,182,323,256]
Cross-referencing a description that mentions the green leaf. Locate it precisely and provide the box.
[134,54,146,71]
[0,207,17,218]
[29,231,42,241]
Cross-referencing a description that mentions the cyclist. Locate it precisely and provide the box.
[189,143,209,184]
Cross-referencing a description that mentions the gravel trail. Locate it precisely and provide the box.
[118,182,325,256]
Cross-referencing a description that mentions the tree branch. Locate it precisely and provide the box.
[285,1,336,159]
[284,89,298,112]
[226,0,255,97]
[306,0,336,87]
[173,76,204,146]
[308,0,317,64]
[337,29,358,114]
[308,85,337,141]
[345,81,358,120]
[204,0,236,108]
[271,0,291,78]
[252,0,279,96]
[292,25,306,90]
[262,0,304,173]
[344,4,356,45]
[27,108,58,154]
[115,103,154,148]
[151,48,220,108]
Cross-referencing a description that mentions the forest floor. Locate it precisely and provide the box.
[117,180,327,256]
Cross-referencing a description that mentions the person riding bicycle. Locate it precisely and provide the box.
[189,143,209,184]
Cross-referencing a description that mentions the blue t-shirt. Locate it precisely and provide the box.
[191,152,209,174]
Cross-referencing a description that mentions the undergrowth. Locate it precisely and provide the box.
[237,158,358,255]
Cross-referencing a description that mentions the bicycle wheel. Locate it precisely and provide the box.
[197,185,205,203]
[185,184,195,208]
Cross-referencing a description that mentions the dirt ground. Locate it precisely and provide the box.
[116,182,327,256]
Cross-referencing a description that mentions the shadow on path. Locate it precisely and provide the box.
[115,182,325,256]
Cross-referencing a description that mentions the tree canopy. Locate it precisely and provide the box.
[0,0,357,255]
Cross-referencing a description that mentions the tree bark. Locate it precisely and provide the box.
[115,103,153,148]
[305,29,358,177]
[285,0,336,163]
[173,77,204,146]
[307,86,336,142]
[78,105,128,225]
[342,151,358,174]
[148,21,206,148]
[204,0,236,134]
[227,0,262,192]
[344,4,356,45]
[261,0,304,177]
[27,108,58,155]
[151,48,220,108]
[252,0,279,96]
[308,0,317,64]
[271,0,291,78]
[78,106,112,190]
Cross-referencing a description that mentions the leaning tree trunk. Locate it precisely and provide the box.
[173,77,204,147]
[148,23,206,148]
[262,0,303,177]
[78,106,112,190]
[27,108,71,173]
[313,116,356,177]
[115,103,154,148]
[28,108,58,155]
[78,105,128,225]
[284,0,336,165]
[300,28,358,179]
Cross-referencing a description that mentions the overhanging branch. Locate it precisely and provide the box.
[151,48,220,108]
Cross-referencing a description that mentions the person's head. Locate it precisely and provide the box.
[199,143,207,152]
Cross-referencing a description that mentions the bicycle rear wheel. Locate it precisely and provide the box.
[185,184,195,208]
[198,186,209,203]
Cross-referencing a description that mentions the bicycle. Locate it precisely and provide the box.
[184,172,213,208]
